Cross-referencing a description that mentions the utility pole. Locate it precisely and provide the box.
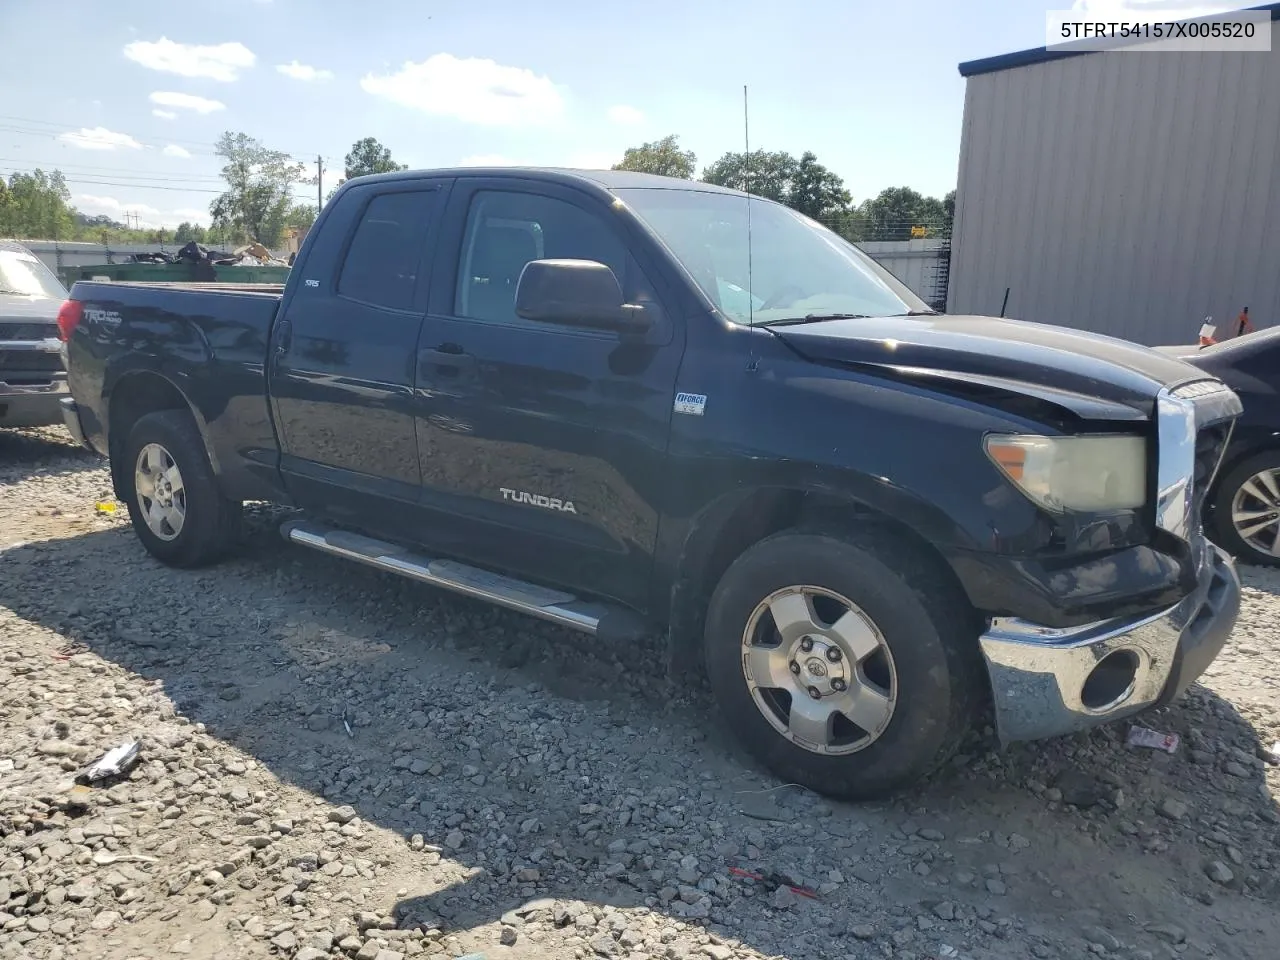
[317,155,323,210]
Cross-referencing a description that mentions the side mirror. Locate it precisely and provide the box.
[515,259,651,333]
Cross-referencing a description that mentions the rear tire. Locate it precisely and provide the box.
[703,528,981,801]
[1208,450,1280,568]
[121,410,241,568]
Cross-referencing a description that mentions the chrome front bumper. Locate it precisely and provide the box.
[980,539,1240,743]
[979,378,1243,744]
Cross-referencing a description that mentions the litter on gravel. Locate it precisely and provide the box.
[1126,725,1181,754]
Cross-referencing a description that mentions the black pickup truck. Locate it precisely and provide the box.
[58,168,1244,800]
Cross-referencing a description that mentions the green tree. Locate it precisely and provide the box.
[284,203,317,233]
[828,207,872,243]
[701,149,853,224]
[612,135,696,179]
[210,132,309,247]
[700,149,796,202]
[0,179,12,237]
[344,137,407,179]
[173,222,210,244]
[787,152,852,221]
[861,186,927,241]
[3,170,75,239]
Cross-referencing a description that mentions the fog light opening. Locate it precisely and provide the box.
[1081,650,1140,711]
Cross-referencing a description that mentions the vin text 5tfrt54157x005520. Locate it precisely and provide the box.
[55,168,1243,799]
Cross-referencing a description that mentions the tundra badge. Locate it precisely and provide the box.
[500,488,577,514]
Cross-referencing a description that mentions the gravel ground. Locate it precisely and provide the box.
[2,426,1280,960]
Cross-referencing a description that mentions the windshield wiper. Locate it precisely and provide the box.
[756,313,871,327]
[884,310,936,317]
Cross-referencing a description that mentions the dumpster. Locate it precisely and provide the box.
[66,261,290,285]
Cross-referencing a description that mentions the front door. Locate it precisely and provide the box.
[414,180,685,610]
[271,180,449,538]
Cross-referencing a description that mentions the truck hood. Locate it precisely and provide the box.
[772,314,1215,422]
[0,293,62,324]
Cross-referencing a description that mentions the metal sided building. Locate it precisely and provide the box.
[946,4,1280,345]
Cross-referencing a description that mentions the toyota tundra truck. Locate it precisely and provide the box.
[56,168,1243,800]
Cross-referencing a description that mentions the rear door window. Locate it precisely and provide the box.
[338,191,437,311]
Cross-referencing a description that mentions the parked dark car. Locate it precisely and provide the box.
[0,240,70,428]
[57,168,1244,800]
[1157,328,1280,566]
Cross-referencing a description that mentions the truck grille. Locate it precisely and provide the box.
[0,350,63,373]
[0,322,57,341]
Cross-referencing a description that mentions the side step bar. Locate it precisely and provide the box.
[280,519,651,642]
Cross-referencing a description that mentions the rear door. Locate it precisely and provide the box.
[270,178,452,538]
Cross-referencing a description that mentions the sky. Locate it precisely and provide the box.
[0,0,1255,229]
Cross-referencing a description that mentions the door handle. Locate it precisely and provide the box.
[422,346,475,373]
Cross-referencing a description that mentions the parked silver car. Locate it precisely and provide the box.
[0,240,70,428]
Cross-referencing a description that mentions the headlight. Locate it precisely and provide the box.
[985,434,1147,513]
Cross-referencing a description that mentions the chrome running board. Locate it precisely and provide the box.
[280,519,649,641]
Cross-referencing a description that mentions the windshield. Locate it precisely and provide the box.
[614,187,930,324]
[0,250,67,299]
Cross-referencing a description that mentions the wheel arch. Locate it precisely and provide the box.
[105,369,218,503]
[664,485,976,674]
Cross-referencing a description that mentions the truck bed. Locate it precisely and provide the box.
[67,279,285,504]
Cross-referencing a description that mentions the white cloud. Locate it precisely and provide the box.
[362,54,564,128]
[150,91,226,114]
[58,127,143,151]
[607,105,644,126]
[277,60,333,82]
[457,154,519,167]
[163,144,191,158]
[152,109,178,120]
[124,37,255,82]
[76,195,209,229]
[75,194,160,219]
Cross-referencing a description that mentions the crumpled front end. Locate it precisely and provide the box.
[978,380,1244,743]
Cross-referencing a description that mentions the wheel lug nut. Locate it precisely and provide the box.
[832,678,847,692]
[789,661,800,675]
[799,638,813,652]
[826,647,841,662]
[807,686,822,700]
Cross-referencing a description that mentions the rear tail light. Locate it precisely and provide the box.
[56,300,83,342]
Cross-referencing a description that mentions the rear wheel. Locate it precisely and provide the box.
[1209,450,1280,567]
[703,529,980,801]
[121,410,241,568]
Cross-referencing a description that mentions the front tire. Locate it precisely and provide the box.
[1208,450,1280,567]
[121,410,241,568]
[703,529,981,801]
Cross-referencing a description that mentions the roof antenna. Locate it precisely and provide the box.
[744,84,754,328]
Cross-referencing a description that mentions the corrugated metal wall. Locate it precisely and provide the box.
[948,44,1280,345]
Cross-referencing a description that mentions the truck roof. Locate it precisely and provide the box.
[337,166,749,198]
